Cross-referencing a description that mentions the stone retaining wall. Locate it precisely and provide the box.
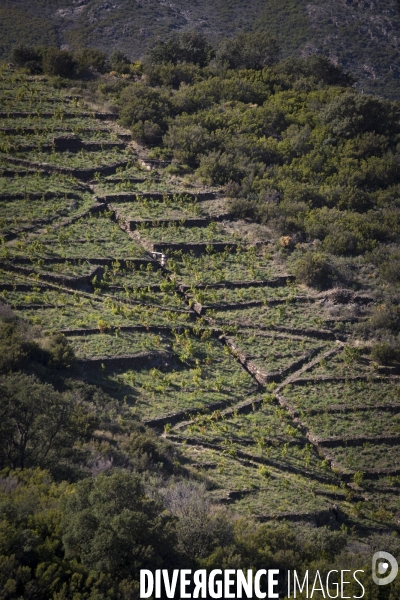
[0,261,101,289]
[1,155,131,181]
[100,191,217,202]
[311,434,400,448]
[79,351,177,371]
[192,296,314,315]
[60,325,189,336]
[178,276,295,292]
[0,192,81,201]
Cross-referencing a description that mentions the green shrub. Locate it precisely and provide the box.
[62,471,178,577]
[196,150,241,183]
[293,251,332,289]
[75,47,108,74]
[118,83,171,143]
[122,429,176,473]
[109,49,131,74]
[0,373,93,474]
[216,31,280,70]
[165,123,214,166]
[42,48,76,78]
[147,31,214,67]
[144,61,205,89]
[11,45,42,73]
[320,91,400,138]
[378,250,400,283]
[44,333,75,369]
[370,342,399,365]
[0,316,43,373]
[363,304,400,336]
[0,316,75,373]
[275,55,354,87]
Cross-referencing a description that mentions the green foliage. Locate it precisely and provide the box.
[216,31,280,70]
[0,316,42,374]
[370,342,400,365]
[62,471,178,576]
[0,469,68,600]
[11,45,42,73]
[0,372,95,474]
[122,429,177,473]
[293,251,332,289]
[115,53,400,255]
[43,333,75,369]
[109,49,130,74]
[0,315,74,373]
[320,90,400,138]
[75,47,108,74]
[147,30,214,67]
[42,48,76,78]
[275,55,355,87]
[361,304,400,339]
[164,483,232,560]
[119,82,171,144]
[144,61,206,89]
[0,8,57,61]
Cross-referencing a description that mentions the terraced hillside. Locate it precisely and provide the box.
[1,67,400,536]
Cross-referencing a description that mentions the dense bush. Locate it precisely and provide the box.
[360,304,400,338]
[119,82,171,144]
[0,317,74,373]
[293,251,333,289]
[75,47,108,74]
[320,91,400,138]
[0,372,93,474]
[11,45,42,73]
[370,342,400,365]
[275,55,355,87]
[215,31,280,70]
[109,49,131,74]
[42,48,76,78]
[62,471,178,577]
[144,61,207,89]
[146,31,214,67]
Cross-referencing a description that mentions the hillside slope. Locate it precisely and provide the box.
[1,65,400,534]
[1,63,400,597]
[1,0,400,98]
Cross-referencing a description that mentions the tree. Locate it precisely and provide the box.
[293,251,332,289]
[62,471,178,578]
[320,91,400,138]
[163,482,232,560]
[119,82,171,144]
[216,32,280,70]
[0,373,95,475]
[109,49,130,74]
[0,317,74,373]
[370,342,399,365]
[42,48,76,78]
[75,48,108,74]
[164,122,213,165]
[147,31,214,67]
[275,55,354,86]
[11,45,42,73]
